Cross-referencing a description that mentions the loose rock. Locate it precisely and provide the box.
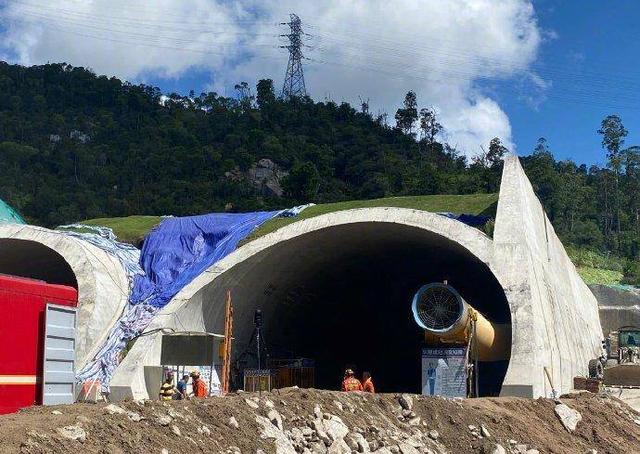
[268,409,284,430]
[246,398,260,409]
[104,404,127,415]
[157,415,172,426]
[554,403,582,432]
[56,425,87,442]
[327,438,351,454]
[398,395,413,411]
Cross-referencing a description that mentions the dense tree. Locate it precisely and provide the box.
[256,79,275,109]
[487,138,509,168]
[419,107,442,145]
[0,63,490,227]
[394,91,418,135]
[598,115,628,235]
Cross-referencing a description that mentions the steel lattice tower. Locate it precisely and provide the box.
[280,13,307,98]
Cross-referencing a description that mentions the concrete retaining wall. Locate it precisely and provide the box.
[589,284,640,335]
[493,156,602,397]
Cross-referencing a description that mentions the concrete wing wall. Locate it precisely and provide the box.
[493,155,602,397]
[0,224,130,369]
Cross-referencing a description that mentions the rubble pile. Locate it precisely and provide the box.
[1,389,639,453]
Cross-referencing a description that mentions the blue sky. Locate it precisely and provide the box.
[1,1,638,166]
[500,1,640,165]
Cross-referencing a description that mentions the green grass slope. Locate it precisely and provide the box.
[79,193,498,246]
[243,193,498,244]
[80,215,163,245]
[565,246,625,286]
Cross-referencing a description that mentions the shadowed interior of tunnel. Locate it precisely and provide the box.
[0,238,77,288]
[218,222,511,396]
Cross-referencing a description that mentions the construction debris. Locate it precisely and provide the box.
[1,389,637,453]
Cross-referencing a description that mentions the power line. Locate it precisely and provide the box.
[9,0,274,28]
[280,13,307,98]
[5,3,640,111]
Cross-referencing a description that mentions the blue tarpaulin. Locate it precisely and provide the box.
[437,212,490,228]
[130,211,282,308]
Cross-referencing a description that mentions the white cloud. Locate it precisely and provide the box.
[0,0,543,157]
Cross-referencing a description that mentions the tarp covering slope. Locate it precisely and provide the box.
[76,206,312,391]
[131,211,281,309]
[0,198,25,224]
[437,212,490,228]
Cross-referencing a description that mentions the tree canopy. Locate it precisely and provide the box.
[0,62,639,282]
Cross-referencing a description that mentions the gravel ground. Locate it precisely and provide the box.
[1,388,639,453]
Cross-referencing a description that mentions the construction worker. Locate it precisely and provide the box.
[159,372,177,401]
[341,368,363,392]
[362,371,375,393]
[191,370,208,398]
[176,374,190,400]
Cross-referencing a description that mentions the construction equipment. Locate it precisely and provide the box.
[590,326,640,387]
[412,282,511,361]
[412,282,511,398]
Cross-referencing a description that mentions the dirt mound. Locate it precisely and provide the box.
[1,389,639,453]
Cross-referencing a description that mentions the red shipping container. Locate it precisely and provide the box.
[0,273,77,414]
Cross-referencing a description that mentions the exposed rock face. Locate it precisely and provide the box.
[225,158,289,198]
[248,158,289,197]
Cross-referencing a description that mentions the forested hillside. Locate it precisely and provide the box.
[0,62,638,282]
[0,62,500,226]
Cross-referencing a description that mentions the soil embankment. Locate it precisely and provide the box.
[1,389,639,453]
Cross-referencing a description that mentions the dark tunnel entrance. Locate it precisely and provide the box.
[224,222,511,396]
[0,238,78,288]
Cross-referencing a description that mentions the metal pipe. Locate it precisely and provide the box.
[412,283,510,362]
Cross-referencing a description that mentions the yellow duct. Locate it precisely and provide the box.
[412,283,510,362]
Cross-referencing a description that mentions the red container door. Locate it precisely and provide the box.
[0,274,77,414]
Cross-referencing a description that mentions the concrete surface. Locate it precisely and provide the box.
[0,223,130,369]
[589,284,640,335]
[493,156,602,398]
[111,158,602,400]
[606,387,640,412]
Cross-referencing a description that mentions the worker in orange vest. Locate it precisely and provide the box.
[190,370,208,398]
[362,371,375,393]
[341,368,363,392]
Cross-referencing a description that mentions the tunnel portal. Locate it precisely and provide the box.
[215,222,511,396]
[0,238,77,288]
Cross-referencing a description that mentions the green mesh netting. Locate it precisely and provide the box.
[0,198,25,224]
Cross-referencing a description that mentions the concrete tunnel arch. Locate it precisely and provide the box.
[0,223,131,368]
[113,208,514,398]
